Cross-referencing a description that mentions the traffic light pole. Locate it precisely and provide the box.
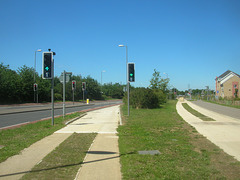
[42,50,55,126]
[83,90,85,102]
[63,70,66,118]
[51,59,54,126]
[126,46,130,116]
[128,81,130,116]
[37,89,38,103]
[73,89,74,105]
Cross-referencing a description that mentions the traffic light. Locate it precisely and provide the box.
[42,52,53,79]
[128,63,135,82]
[72,80,76,90]
[82,82,86,90]
[33,83,38,91]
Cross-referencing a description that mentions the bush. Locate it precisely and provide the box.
[54,93,62,101]
[124,88,166,109]
[153,89,167,104]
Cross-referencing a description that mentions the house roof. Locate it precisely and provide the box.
[217,70,240,80]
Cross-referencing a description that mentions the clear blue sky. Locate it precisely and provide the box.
[1,0,240,91]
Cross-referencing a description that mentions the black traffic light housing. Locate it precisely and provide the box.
[72,80,76,90]
[82,82,86,91]
[128,63,135,82]
[42,52,53,79]
[33,83,38,91]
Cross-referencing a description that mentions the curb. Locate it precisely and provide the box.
[0,104,94,115]
[65,113,87,125]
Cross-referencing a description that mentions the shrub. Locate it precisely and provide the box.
[124,88,165,109]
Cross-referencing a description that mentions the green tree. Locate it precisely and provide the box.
[83,76,101,100]
[102,83,124,99]
[149,69,169,93]
[0,63,21,103]
[149,69,168,104]
[17,65,35,102]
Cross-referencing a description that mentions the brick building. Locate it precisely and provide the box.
[215,70,240,98]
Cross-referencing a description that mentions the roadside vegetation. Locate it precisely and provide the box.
[21,133,96,180]
[123,69,169,109]
[203,99,240,109]
[118,101,240,179]
[0,112,82,163]
[182,103,215,121]
[0,63,124,104]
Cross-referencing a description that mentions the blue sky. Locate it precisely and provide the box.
[1,0,240,91]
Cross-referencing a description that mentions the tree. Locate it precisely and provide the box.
[102,83,124,99]
[149,69,169,93]
[83,76,101,100]
[149,69,168,104]
[17,65,35,102]
[0,63,21,103]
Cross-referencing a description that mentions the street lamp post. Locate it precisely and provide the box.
[119,44,129,116]
[34,49,42,103]
[101,70,106,93]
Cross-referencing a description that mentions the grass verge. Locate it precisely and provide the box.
[182,103,215,121]
[203,100,240,109]
[21,133,96,180]
[118,100,240,179]
[0,112,82,163]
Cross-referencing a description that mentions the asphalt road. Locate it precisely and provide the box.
[191,100,240,120]
[0,100,122,129]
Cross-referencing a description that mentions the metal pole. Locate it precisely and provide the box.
[63,70,66,118]
[83,90,85,102]
[73,89,74,105]
[34,51,36,103]
[37,89,38,103]
[51,58,54,126]
[126,45,130,116]
[128,82,130,116]
[101,71,102,93]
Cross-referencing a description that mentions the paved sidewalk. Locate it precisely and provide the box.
[0,133,71,180]
[177,100,240,161]
[55,105,122,180]
[75,134,121,180]
[0,105,121,180]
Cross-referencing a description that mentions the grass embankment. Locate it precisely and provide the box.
[0,112,82,163]
[204,100,240,109]
[118,101,240,179]
[182,103,215,121]
[21,133,96,180]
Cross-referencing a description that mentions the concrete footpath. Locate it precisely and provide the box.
[0,105,122,180]
[177,100,240,161]
[56,105,122,180]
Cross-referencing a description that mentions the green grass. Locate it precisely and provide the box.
[0,112,82,163]
[21,133,96,180]
[182,103,215,121]
[203,100,240,109]
[118,101,240,179]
